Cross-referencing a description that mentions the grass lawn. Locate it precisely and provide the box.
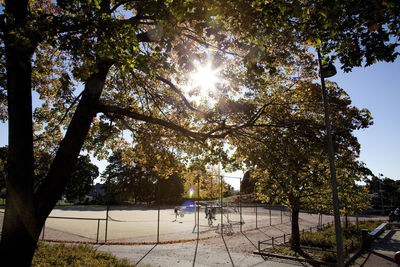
[262,220,382,263]
[32,242,134,266]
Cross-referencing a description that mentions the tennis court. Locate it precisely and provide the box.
[1,204,294,243]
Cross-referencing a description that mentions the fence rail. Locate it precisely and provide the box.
[41,215,107,243]
[257,216,374,258]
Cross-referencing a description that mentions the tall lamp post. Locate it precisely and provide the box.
[317,49,344,267]
[378,173,384,215]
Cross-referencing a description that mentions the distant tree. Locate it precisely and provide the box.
[159,172,184,204]
[102,150,185,204]
[184,163,232,200]
[101,151,149,203]
[64,155,99,203]
[367,175,400,209]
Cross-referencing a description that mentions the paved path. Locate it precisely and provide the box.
[95,231,310,267]
[351,228,400,266]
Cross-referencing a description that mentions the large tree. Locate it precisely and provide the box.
[231,78,373,249]
[0,1,262,264]
[1,1,399,265]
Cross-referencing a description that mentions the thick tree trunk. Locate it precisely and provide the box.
[1,2,112,265]
[290,207,301,251]
[0,196,42,266]
[0,1,39,264]
[0,61,111,265]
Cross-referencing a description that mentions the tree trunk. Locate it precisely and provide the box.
[34,60,111,217]
[1,1,112,265]
[0,196,42,266]
[0,61,111,265]
[0,1,39,264]
[290,207,301,251]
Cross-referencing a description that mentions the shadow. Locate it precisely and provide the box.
[241,231,258,249]
[221,234,235,267]
[373,229,400,253]
[358,251,372,266]
[135,243,158,266]
[53,205,108,211]
[257,228,273,238]
[271,225,289,235]
[192,237,199,267]
[370,251,397,263]
[280,248,323,267]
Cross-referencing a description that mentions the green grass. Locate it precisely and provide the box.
[32,242,135,266]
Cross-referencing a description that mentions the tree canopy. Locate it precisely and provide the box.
[229,72,373,248]
[0,0,399,265]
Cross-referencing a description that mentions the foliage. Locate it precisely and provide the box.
[367,175,400,209]
[240,171,256,195]
[32,242,134,266]
[218,0,400,71]
[229,63,373,248]
[0,147,98,202]
[299,220,382,261]
[65,155,99,202]
[101,150,185,204]
[264,220,382,262]
[1,0,398,265]
[183,163,233,200]
[233,80,372,213]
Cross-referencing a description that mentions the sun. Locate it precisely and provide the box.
[190,61,221,96]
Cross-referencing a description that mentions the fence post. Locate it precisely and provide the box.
[310,226,312,233]
[239,177,243,232]
[41,223,45,240]
[157,180,160,244]
[269,204,271,226]
[255,204,258,229]
[105,205,109,243]
[284,234,286,244]
[356,215,359,233]
[280,206,283,224]
[96,219,100,243]
[272,237,274,247]
[258,240,260,252]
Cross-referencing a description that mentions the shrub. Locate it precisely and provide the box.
[299,220,382,262]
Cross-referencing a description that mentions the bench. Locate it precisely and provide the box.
[369,222,387,238]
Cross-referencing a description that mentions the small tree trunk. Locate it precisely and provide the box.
[291,208,301,251]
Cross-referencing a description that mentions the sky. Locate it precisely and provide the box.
[330,60,400,181]
[0,59,399,190]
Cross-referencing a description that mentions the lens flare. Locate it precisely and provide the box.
[189,187,194,198]
[182,200,195,213]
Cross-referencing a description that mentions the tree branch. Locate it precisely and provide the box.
[97,103,216,139]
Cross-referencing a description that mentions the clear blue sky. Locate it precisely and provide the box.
[330,60,400,181]
[0,59,399,185]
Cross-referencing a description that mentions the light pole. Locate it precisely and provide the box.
[317,49,344,267]
[379,173,384,215]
